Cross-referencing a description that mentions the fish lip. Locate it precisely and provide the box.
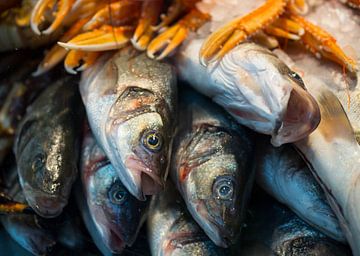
[124,155,164,200]
[190,200,234,248]
[106,226,126,253]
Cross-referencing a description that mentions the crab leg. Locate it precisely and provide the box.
[0,193,33,214]
[200,0,288,65]
[64,50,100,74]
[153,0,191,30]
[58,25,133,51]
[147,8,210,60]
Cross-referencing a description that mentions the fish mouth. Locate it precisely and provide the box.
[105,226,126,253]
[125,155,164,200]
[272,85,320,146]
[23,184,67,218]
[190,200,234,248]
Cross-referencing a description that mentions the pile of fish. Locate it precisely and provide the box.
[0,38,359,256]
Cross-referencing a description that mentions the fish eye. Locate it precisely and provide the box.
[213,177,234,201]
[32,153,45,173]
[108,182,127,205]
[289,71,305,89]
[142,130,163,152]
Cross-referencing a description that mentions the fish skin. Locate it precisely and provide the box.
[171,88,254,248]
[241,189,351,256]
[176,40,320,147]
[147,181,228,256]
[254,140,345,242]
[80,47,177,200]
[14,76,83,218]
[80,128,149,254]
[293,83,360,256]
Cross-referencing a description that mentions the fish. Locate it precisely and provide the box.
[254,140,345,242]
[80,128,149,254]
[14,76,83,218]
[175,40,320,147]
[80,47,177,200]
[171,88,255,247]
[241,189,351,256]
[147,181,228,256]
[294,82,360,256]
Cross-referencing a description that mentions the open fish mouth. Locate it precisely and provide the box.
[105,226,126,253]
[125,155,164,200]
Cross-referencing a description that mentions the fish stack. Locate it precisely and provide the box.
[0,0,360,256]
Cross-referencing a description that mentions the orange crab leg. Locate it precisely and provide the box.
[200,0,288,66]
[131,0,164,50]
[64,50,100,74]
[289,13,358,72]
[30,0,75,35]
[147,8,210,60]
[58,25,134,51]
[0,193,34,214]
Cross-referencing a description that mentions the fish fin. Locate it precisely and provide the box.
[316,89,356,142]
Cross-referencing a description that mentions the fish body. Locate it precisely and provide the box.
[80,128,149,253]
[80,47,177,200]
[241,190,351,256]
[175,41,320,147]
[254,141,345,242]
[147,182,228,256]
[14,76,83,217]
[171,88,254,247]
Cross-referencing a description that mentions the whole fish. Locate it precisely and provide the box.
[80,128,149,254]
[254,141,345,242]
[147,181,228,256]
[171,88,255,247]
[175,41,320,147]
[80,47,177,200]
[241,189,351,256]
[294,82,360,256]
[14,76,83,217]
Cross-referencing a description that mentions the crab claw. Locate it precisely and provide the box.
[58,25,133,51]
[152,0,187,30]
[64,50,100,74]
[200,0,287,66]
[147,8,209,60]
[30,0,75,35]
[131,0,163,50]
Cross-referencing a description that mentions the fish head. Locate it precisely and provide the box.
[16,119,77,217]
[178,126,253,247]
[108,86,173,200]
[86,163,149,253]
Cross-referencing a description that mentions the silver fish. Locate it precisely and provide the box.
[80,128,149,254]
[80,47,177,200]
[294,83,360,255]
[176,40,320,147]
[147,182,228,256]
[171,88,254,247]
[254,141,345,242]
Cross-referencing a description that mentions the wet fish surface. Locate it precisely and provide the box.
[14,76,83,218]
[254,140,345,242]
[171,87,254,247]
[80,47,177,200]
[80,128,149,254]
[147,181,228,256]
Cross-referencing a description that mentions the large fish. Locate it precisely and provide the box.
[241,189,351,256]
[14,76,83,217]
[171,88,254,247]
[293,82,360,255]
[175,41,320,147]
[254,141,345,242]
[147,181,228,256]
[80,47,177,200]
[80,128,149,254]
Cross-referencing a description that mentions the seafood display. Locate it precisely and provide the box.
[0,0,360,255]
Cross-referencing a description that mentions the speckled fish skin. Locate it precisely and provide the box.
[80,47,177,200]
[171,88,254,248]
[241,190,351,256]
[80,128,149,254]
[147,182,228,256]
[254,141,345,242]
[14,77,83,218]
[176,41,320,147]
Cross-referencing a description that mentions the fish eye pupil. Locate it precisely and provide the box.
[148,134,159,146]
[214,178,234,201]
[143,131,163,152]
[109,183,127,205]
[219,185,231,196]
